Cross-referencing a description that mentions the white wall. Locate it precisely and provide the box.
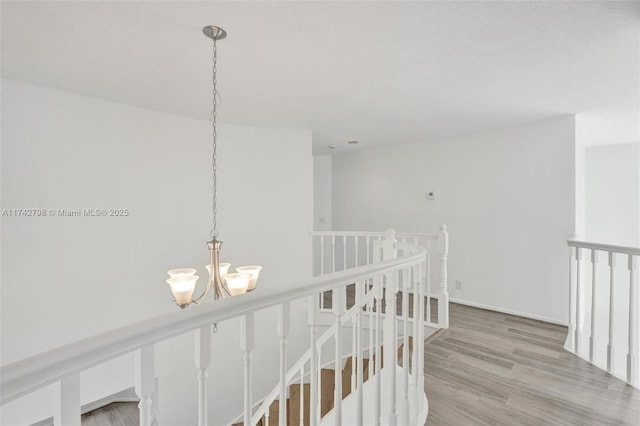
[0,79,313,425]
[585,143,640,247]
[331,117,576,323]
[313,155,332,231]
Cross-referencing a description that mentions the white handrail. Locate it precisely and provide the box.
[567,238,640,256]
[310,230,438,240]
[0,250,425,406]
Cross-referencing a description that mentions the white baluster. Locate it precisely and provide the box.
[366,236,371,265]
[426,240,432,324]
[355,236,360,268]
[412,265,420,390]
[607,252,616,371]
[438,225,449,329]
[333,288,344,426]
[278,302,290,426]
[374,275,383,426]
[265,411,269,426]
[320,236,325,276]
[241,313,255,426]
[627,255,638,387]
[590,249,598,362]
[567,246,575,351]
[575,247,583,353]
[343,235,347,271]
[316,346,321,426]
[368,295,374,379]
[400,268,410,425]
[351,314,356,393]
[320,237,326,310]
[356,281,364,426]
[53,374,80,426]
[331,236,336,273]
[195,327,211,426]
[135,345,155,426]
[308,296,318,426]
[299,366,304,426]
[418,257,427,411]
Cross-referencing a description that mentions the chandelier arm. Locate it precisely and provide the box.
[190,280,212,306]
[192,242,216,305]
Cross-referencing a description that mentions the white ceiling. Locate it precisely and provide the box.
[1,1,638,154]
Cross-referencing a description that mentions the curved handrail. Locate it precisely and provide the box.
[567,238,640,256]
[310,230,438,240]
[0,249,426,405]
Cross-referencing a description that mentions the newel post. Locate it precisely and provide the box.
[438,225,450,329]
[383,229,398,261]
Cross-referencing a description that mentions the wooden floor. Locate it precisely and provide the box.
[82,302,640,426]
[81,402,138,426]
[424,303,640,426]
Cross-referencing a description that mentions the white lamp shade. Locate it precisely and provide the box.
[236,265,262,291]
[223,273,251,296]
[168,268,197,278]
[167,274,199,305]
[205,263,231,278]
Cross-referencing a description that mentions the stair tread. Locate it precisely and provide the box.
[234,339,417,426]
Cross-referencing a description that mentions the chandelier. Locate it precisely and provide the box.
[166,26,261,309]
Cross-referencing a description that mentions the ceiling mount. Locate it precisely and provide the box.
[202,26,227,41]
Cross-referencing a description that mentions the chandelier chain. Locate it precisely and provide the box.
[210,37,218,239]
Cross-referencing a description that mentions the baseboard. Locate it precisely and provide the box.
[449,298,567,326]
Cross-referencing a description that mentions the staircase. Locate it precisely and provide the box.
[234,339,413,426]
[0,227,450,426]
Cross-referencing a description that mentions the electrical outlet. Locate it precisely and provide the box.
[455,280,462,290]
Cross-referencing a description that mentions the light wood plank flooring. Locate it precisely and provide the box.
[424,303,640,426]
[81,402,138,426]
[82,301,639,426]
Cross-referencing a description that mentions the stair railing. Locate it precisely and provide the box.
[0,233,430,426]
[566,238,639,388]
[310,226,449,330]
[241,234,431,426]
